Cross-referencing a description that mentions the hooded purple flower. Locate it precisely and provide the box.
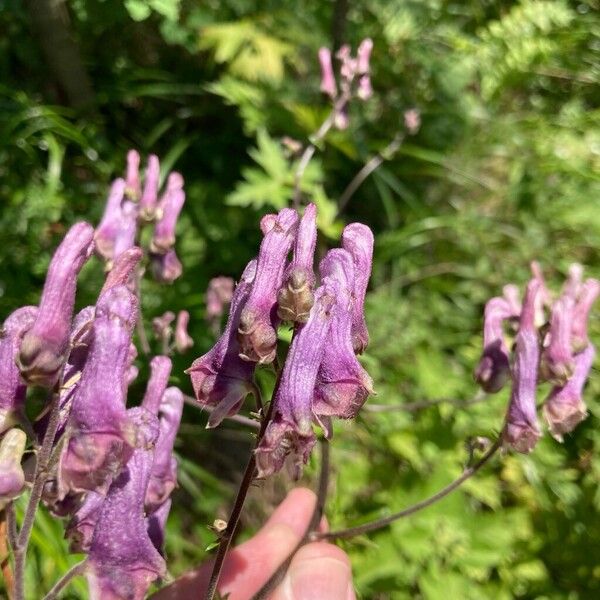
[141,356,172,415]
[313,249,374,436]
[0,306,37,433]
[318,47,337,99]
[86,409,165,600]
[174,310,194,353]
[151,249,182,284]
[341,223,374,354]
[58,286,139,497]
[238,208,298,363]
[18,222,95,388]
[474,297,516,393]
[277,203,317,324]
[125,150,141,201]
[503,279,542,453]
[139,154,160,221]
[145,387,183,513]
[187,260,258,428]
[112,201,138,263]
[101,247,143,296]
[0,428,27,510]
[95,179,126,261]
[571,278,600,352]
[543,343,594,442]
[150,173,185,254]
[65,491,105,553]
[255,283,335,479]
[541,294,575,385]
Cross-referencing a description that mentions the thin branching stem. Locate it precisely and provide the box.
[42,559,86,600]
[313,437,501,541]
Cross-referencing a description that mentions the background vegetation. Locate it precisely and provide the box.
[1,0,599,598]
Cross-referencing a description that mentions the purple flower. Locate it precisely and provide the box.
[313,250,374,435]
[152,311,175,342]
[95,179,126,261]
[255,283,335,478]
[187,260,258,428]
[541,295,575,385]
[474,297,515,393]
[318,47,337,99]
[141,356,172,415]
[206,276,234,334]
[404,109,421,135]
[503,279,542,453]
[145,387,183,513]
[125,150,141,201]
[563,263,583,299]
[336,44,356,83]
[357,75,373,101]
[151,173,185,254]
[147,498,171,554]
[65,491,105,553]
[0,428,27,510]
[238,208,299,363]
[174,310,194,353]
[277,203,317,324]
[543,343,594,442]
[151,249,182,284]
[139,154,160,221]
[18,222,95,387]
[112,201,138,263]
[0,306,37,433]
[341,223,374,354]
[356,38,373,75]
[87,409,165,600]
[101,247,143,296]
[530,261,552,327]
[58,286,139,497]
[571,278,600,352]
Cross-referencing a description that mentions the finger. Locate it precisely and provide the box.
[271,542,354,600]
[152,488,317,600]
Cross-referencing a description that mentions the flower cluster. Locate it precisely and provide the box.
[187,204,374,477]
[318,39,373,129]
[0,151,188,599]
[475,263,599,452]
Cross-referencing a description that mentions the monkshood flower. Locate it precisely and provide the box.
[341,223,374,354]
[318,47,337,99]
[95,179,126,260]
[87,408,165,600]
[139,154,160,221]
[541,294,575,385]
[0,306,37,433]
[543,344,595,442]
[125,150,141,201]
[174,310,194,353]
[474,297,516,393]
[58,286,138,497]
[502,279,542,453]
[141,356,172,416]
[255,283,335,478]
[145,387,184,513]
[277,203,317,324]
[18,222,95,387]
[100,247,143,295]
[187,260,258,428]
[238,208,299,363]
[65,491,105,553]
[206,276,234,334]
[571,278,600,352]
[150,172,185,254]
[0,428,27,510]
[147,498,171,554]
[112,200,138,263]
[313,250,374,436]
[151,249,182,284]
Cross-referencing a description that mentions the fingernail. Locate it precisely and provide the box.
[288,556,350,600]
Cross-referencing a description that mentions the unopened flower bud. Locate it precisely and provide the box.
[571,278,600,352]
[151,173,185,253]
[139,154,160,221]
[318,47,337,99]
[543,344,594,442]
[95,179,126,260]
[174,310,194,353]
[125,150,141,201]
[18,222,95,387]
[0,428,27,509]
[541,295,575,385]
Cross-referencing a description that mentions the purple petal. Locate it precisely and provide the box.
[112,201,138,263]
[151,249,182,284]
[125,150,141,201]
[101,247,143,295]
[541,294,575,385]
[174,310,194,353]
[356,38,373,74]
[141,356,172,415]
[140,155,160,221]
[318,47,337,99]
[65,491,105,553]
[95,179,126,260]
[147,498,171,554]
[151,173,185,253]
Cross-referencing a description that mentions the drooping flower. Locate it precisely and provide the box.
[174,310,194,353]
[237,208,299,363]
[502,279,542,453]
[0,428,27,510]
[543,343,594,442]
[277,203,317,324]
[95,179,126,261]
[0,306,37,433]
[341,223,374,354]
[571,278,600,352]
[86,408,165,600]
[150,173,185,254]
[58,286,139,497]
[255,283,335,478]
[313,249,374,436]
[125,150,141,201]
[318,47,337,99]
[139,155,160,221]
[540,294,575,385]
[151,249,182,284]
[141,356,172,415]
[18,222,95,387]
[187,260,258,428]
[145,387,183,513]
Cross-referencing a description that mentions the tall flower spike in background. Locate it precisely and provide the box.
[541,294,575,385]
[139,154,160,221]
[17,222,94,387]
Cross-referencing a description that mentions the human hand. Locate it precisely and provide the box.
[152,488,355,600]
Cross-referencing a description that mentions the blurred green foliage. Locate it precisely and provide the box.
[1,0,599,598]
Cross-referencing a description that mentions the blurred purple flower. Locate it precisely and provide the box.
[139,154,160,221]
[206,276,235,334]
[151,249,182,284]
[151,173,185,253]
[125,150,141,201]
[174,310,194,353]
[65,491,105,553]
[541,294,575,385]
[141,356,172,415]
[95,179,126,261]
[318,47,337,99]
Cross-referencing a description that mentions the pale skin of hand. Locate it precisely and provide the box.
[151,488,355,600]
